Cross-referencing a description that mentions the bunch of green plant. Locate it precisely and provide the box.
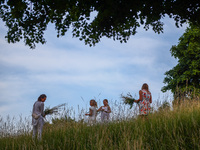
[121,93,136,109]
[44,103,66,115]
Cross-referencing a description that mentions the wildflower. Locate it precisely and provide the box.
[121,93,136,109]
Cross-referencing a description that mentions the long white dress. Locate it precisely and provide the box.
[32,101,45,140]
[88,106,97,124]
[100,106,110,122]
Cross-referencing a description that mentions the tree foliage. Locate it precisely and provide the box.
[0,0,199,48]
[162,25,200,98]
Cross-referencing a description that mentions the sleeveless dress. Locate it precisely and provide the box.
[101,106,110,122]
[138,89,151,115]
[88,106,97,124]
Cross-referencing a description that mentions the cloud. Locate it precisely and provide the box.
[0,18,188,120]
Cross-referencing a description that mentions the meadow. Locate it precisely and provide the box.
[0,98,200,150]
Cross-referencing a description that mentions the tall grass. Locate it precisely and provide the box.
[1,100,200,150]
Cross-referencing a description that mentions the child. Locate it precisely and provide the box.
[97,99,111,122]
[85,99,97,125]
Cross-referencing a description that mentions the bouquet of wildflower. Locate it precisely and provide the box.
[121,93,136,109]
[44,103,66,115]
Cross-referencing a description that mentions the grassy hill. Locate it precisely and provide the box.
[1,100,200,150]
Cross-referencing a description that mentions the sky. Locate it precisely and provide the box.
[0,17,188,121]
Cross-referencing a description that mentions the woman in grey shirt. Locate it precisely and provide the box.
[32,94,47,140]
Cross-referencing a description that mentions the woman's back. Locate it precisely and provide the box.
[139,89,151,115]
[141,89,151,102]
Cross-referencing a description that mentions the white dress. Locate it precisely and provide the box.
[88,106,97,124]
[100,106,110,122]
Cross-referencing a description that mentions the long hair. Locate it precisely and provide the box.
[38,94,47,101]
[90,99,98,107]
[103,99,108,103]
[142,83,149,91]
[103,99,109,106]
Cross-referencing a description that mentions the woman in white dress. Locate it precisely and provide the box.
[32,94,47,140]
[97,99,111,122]
[85,99,97,125]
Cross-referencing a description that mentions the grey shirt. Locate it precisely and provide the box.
[32,101,45,126]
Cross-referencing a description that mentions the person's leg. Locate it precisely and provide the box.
[38,119,44,140]
[139,115,148,121]
[32,125,37,139]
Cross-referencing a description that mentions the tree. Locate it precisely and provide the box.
[0,0,199,49]
[162,24,200,99]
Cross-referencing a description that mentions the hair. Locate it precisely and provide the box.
[38,94,47,101]
[142,83,149,91]
[90,99,97,107]
[103,99,108,103]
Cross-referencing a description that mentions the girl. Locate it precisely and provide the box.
[97,99,111,122]
[85,99,97,125]
[134,83,152,117]
[32,94,47,140]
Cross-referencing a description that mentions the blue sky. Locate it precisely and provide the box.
[0,17,188,120]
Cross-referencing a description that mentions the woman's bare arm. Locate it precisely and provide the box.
[107,106,111,113]
[150,94,152,103]
[134,90,143,103]
[85,108,93,116]
[97,106,102,112]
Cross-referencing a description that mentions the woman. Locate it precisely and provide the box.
[134,83,152,116]
[32,94,47,140]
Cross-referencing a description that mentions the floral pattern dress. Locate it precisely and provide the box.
[139,89,151,115]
